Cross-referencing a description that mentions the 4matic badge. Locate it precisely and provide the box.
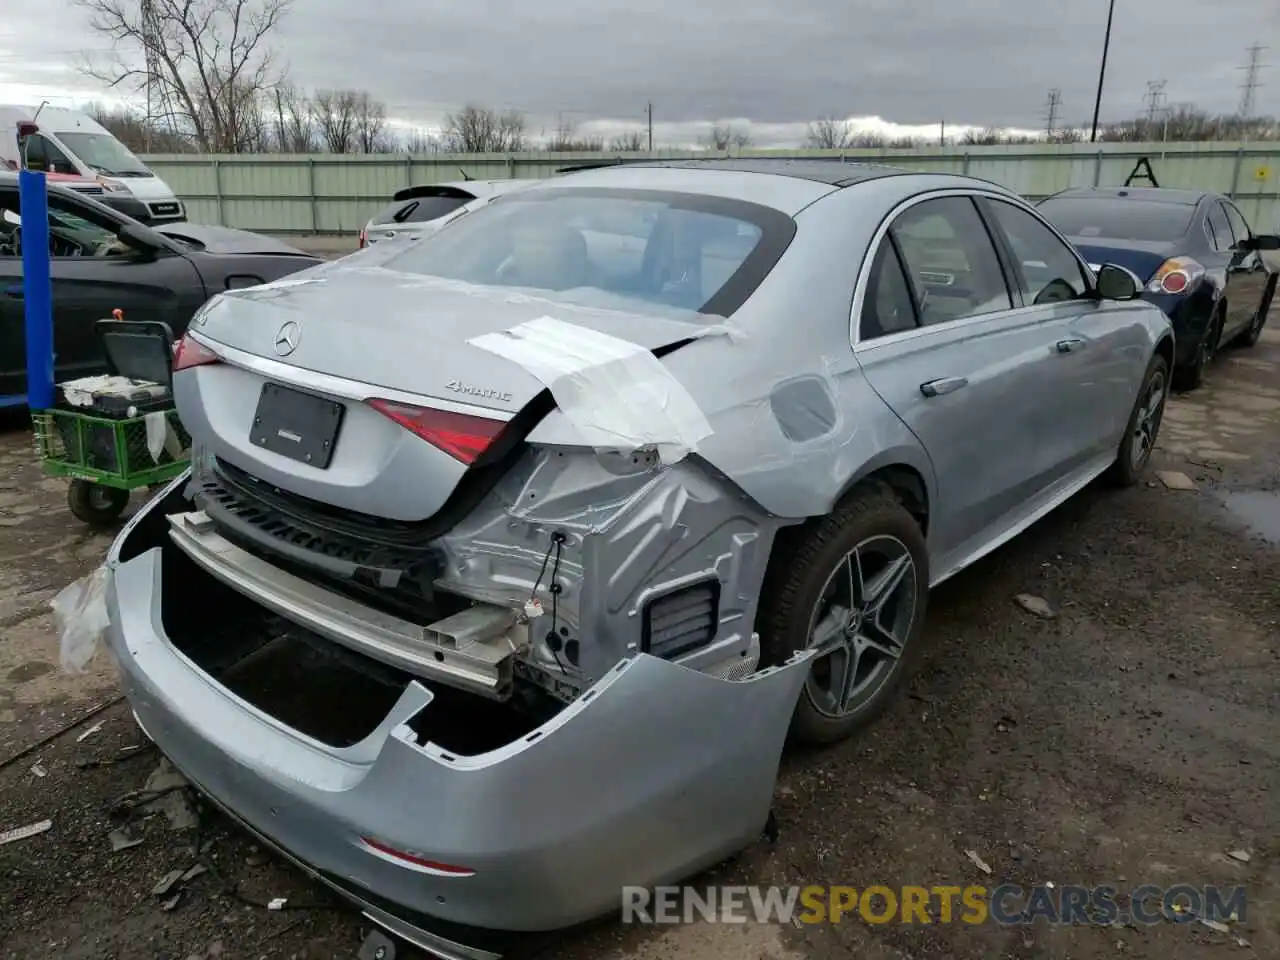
[445,380,513,403]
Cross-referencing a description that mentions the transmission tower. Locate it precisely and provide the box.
[141,0,163,151]
[1238,44,1266,118]
[1142,80,1167,124]
[1045,89,1062,137]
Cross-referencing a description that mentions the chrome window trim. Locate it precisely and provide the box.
[850,188,1096,353]
[186,329,517,421]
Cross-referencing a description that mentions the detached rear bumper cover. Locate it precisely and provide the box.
[105,505,812,946]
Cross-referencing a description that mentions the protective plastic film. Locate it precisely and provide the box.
[468,316,713,464]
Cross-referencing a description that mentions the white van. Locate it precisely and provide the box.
[0,105,185,223]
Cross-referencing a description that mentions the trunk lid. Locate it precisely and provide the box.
[178,265,708,528]
[1070,238,1178,284]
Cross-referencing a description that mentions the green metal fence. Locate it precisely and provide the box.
[137,142,1280,236]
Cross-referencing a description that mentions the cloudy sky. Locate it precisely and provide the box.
[1,0,1277,146]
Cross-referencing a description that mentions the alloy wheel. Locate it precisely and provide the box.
[803,535,919,719]
[1130,369,1166,470]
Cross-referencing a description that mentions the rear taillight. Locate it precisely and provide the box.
[172,333,220,372]
[1147,257,1204,295]
[368,398,504,465]
[358,227,367,249]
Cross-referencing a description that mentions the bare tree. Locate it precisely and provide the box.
[311,89,360,153]
[442,104,527,152]
[701,122,752,151]
[353,92,389,153]
[85,101,191,152]
[402,128,441,153]
[271,83,315,152]
[609,130,646,151]
[74,0,290,153]
[544,116,604,151]
[805,117,852,149]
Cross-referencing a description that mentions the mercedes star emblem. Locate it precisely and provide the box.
[273,321,300,356]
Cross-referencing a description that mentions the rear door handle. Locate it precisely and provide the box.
[4,285,21,299]
[1056,338,1086,353]
[920,377,969,398]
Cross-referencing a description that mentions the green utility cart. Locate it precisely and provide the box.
[31,318,191,526]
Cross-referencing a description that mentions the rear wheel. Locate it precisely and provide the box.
[758,487,929,745]
[1107,354,1168,487]
[67,481,129,527]
[1233,292,1272,348]
[1174,310,1221,392]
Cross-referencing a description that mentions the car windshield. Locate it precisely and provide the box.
[1037,197,1195,242]
[373,194,473,225]
[55,132,151,176]
[379,188,781,316]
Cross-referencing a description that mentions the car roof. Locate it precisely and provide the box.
[1050,185,1207,206]
[573,157,912,187]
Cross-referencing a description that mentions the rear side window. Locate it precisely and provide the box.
[889,196,1012,327]
[1223,202,1252,246]
[372,193,473,225]
[860,240,918,341]
[1206,203,1233,252]
[1037,197,1195,242]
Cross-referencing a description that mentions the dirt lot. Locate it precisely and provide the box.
[1,328,1277,960]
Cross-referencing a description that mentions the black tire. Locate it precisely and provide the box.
[758,486,929,746]
[67,481,129,527]
[1107,353,1169,488]
[1173,310,1221,392]
[1233,289,1272,348]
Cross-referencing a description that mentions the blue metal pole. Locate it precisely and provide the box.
[19,169,54,410]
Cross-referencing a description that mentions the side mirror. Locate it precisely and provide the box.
[117,222,167,258]
[1239,234,1280,252]
[2,209,20,228]
[1095,263,1140,301]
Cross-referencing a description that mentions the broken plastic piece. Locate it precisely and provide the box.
[75,720,105,743]
[468,315,713,465]
[52,565,111,675]
[0,819,52,846]
[152,868,184,897]
[267,897,287,911]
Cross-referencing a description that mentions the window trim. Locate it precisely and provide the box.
[850,188,1095,351]
[978,195,1093,307]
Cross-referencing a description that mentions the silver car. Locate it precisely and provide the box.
[358,179,532,248]
[107,160,1173,958]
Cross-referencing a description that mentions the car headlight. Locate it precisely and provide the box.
[96,176,131,193]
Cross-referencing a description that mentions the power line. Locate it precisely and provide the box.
[1044,89,1062,136]
[1238,44,1266,117]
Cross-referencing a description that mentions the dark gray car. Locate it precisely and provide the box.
[0,171,321,401]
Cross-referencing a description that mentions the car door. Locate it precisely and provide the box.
[979,195,1145,461]
[853,193,1081,567]
[0,183,24,397]
[1221,199,1275,341]
[0,187,206,392]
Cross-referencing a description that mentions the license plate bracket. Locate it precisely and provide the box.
[249,382,344,468]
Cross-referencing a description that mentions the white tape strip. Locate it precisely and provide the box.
[468,316,712,464]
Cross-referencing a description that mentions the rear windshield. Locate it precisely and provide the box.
[1037,197,1195,242]
[372,194,473,225]
[379,187,794,317]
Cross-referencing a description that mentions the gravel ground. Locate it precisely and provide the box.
[0,329,1277,960]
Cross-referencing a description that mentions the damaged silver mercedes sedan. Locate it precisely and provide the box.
[105,159,1174,957]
